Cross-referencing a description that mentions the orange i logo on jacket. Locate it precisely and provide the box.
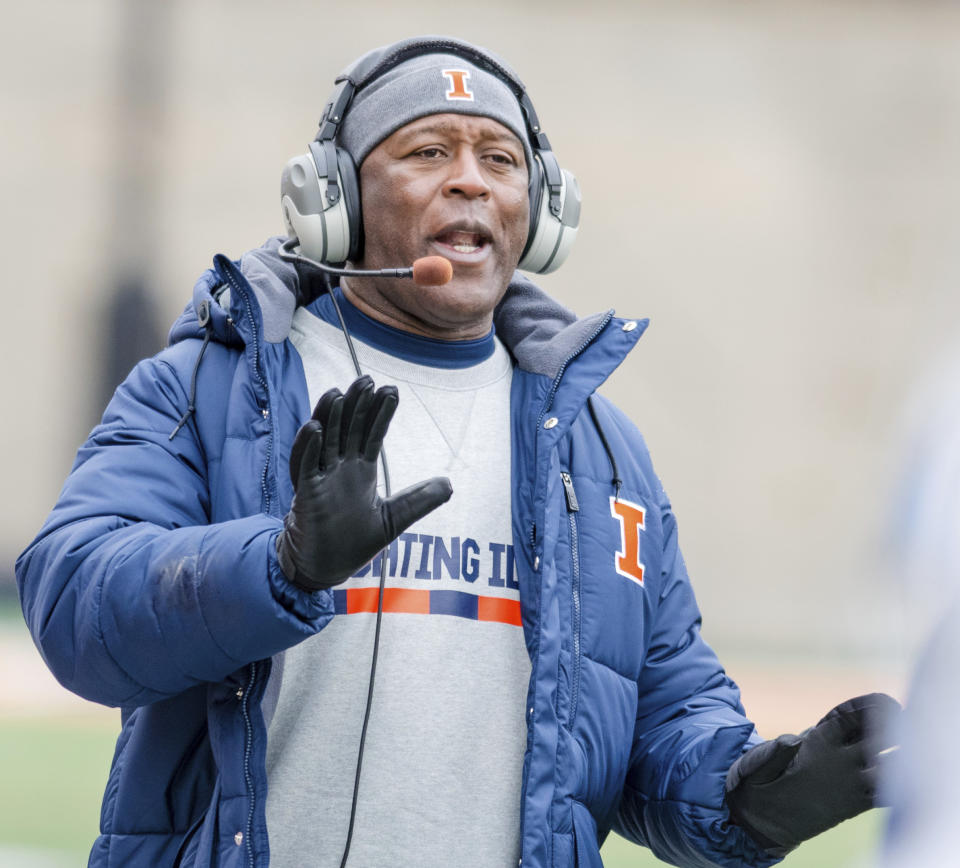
[442,69,474,101]
[610,496,646,586]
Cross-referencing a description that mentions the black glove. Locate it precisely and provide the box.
[725,692,901,856]
[276,375,453,591]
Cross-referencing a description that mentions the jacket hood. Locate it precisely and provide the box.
[169,236,647,379]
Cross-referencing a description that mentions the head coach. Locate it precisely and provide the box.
[16,35,898,868]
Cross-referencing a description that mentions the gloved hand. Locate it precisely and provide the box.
[725,692,901,856]
[276,375,453,591]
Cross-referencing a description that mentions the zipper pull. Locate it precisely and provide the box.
[561,472,579,512]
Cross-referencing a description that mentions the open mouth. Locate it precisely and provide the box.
[433,229,491,255]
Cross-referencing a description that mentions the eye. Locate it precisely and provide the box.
[483,150,520,169]
[413,146,446,160]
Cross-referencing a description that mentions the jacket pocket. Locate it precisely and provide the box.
[572,800,603,868]
[174,779,221,868]
[173,812,205,868]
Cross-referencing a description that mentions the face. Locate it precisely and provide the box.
[343,113,530,340]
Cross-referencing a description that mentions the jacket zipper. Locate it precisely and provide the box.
[219,262,272,865]
[561,472,582,729]
[241,661,258,867]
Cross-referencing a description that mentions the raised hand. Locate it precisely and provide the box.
[276,375,453,590]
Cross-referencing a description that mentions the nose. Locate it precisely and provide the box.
[442,150,491,200]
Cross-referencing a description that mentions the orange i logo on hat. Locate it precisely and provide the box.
[441,69,474,101]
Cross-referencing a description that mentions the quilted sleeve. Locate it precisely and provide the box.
[613,494,780,867]
[16,348,332,708]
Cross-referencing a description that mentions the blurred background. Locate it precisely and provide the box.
[3,0,960,864]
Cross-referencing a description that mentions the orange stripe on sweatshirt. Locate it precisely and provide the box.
[478,596,522,627]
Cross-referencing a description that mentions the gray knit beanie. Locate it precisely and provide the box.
[338,48,533,170]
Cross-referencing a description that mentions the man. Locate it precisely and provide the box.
[16,36,896,868]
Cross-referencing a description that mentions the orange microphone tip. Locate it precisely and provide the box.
[411,256,453,287]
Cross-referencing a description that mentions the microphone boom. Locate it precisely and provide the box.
[279,238,452,287]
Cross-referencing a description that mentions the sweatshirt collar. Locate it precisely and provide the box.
[305,286,496,369]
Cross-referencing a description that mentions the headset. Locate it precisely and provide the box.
[280,35,581,274]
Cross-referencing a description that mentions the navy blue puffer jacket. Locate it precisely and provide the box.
[17,239,777,868]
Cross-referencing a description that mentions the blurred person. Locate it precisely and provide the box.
[16,36,898,868]
[880,349,960,867]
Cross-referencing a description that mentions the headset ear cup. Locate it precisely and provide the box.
[523,154,543,259]
[279,142,355,265]
[518,153,580,274]
[336,148,363,262]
